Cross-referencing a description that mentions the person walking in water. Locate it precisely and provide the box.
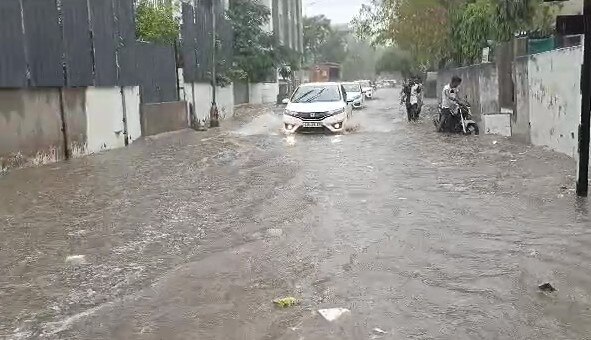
[408,76,423,121]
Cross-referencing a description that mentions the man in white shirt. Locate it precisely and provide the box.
[410,84,420,105]
[438,75,462,132]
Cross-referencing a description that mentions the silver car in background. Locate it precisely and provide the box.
[356,80,374,99]
[342,82,364,109]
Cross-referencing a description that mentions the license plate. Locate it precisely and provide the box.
[302,122,322,128]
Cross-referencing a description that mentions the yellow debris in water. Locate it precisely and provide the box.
[273,297,299,308]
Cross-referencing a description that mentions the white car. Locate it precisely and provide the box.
[356,80,374,99]
[282,82,353,134]
[342,82,364,109]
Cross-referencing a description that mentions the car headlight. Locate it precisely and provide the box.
[284,109,298,116]
[327,108,345,116]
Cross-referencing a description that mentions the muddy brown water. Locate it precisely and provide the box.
[1,91,591,339]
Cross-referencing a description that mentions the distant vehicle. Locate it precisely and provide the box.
[342,82,364,109]
[282,82,353,134]
[379,79,398,88]
[356,80,374,99]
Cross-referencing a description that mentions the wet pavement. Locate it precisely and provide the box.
[2,90,591,339]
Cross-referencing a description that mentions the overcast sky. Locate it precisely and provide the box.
[302,0,365,24]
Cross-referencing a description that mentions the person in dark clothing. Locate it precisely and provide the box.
[401,79,414,121]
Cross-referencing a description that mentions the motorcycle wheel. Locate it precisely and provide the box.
[466,123,479,135]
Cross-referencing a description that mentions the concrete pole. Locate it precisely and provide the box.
[209,0,220,127]
[577,0,591,196]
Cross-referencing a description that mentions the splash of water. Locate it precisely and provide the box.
[284,135,296,146]
[233,113,284,136]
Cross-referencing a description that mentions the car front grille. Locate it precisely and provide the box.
[296,112,329,121]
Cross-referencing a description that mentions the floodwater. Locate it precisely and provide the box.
[1,90,591,339]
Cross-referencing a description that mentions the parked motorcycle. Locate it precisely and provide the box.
[433,102,479,135]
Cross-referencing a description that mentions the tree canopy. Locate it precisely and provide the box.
[375,46,414,78]
[449,0,497,65]
[135,0,180,44]
[227,0,278,82]
[341,34,379,81]
[390,0,450,70]
[352,0,561,69]
[303,15,347,65]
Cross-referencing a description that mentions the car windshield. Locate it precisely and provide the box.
[343,84,361,93]
[291,85,341,103]
[359,81,371,88]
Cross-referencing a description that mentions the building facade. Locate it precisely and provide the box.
[145,0,301,53]
[259,0,303,53]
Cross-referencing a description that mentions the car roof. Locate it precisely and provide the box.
[341,82,361,86]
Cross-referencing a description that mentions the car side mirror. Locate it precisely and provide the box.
[282,98,290,104]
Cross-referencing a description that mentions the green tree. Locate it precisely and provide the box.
[135,0,180,44]
[351,0,395,46]
[449,0,497,65]
[353,0,450,70]
[303,16,347,65]
[303,15,332,64]
[341,35,378,81]
[375,47,414,77]
[320,29,347,64]
[353,0,557,67]
[391,0,450,70]
[227,0,276,82]
[495,0,540,40]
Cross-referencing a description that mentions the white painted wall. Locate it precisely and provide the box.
[123,86,142,144]
[187,83,211,127]
[249,83,263,104]
[182,82,235,127]
[261,82,279,104]
[250,82,279,104]
[528,46,582,158]
[85,87,126,154]
[484,113,511,136]
[217,83,235,119]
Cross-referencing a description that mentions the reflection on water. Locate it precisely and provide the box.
[575,197,589,221]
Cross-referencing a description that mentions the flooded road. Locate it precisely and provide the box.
[2,90,591,339]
